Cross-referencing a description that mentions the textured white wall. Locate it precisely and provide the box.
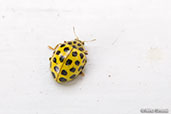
[0,0,171,114]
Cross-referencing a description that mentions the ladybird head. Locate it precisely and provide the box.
[74,38,85,45]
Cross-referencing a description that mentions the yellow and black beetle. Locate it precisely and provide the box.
[48,28,95,83]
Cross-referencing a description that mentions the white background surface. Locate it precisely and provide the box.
[0,0,171,114]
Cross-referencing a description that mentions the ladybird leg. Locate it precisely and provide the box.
[80,71,85,76]
[48,44,60,50]
[49,57,52,61]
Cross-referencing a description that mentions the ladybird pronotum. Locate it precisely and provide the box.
[48,28,91,83]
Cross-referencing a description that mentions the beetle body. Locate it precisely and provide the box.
[49,39,87,83]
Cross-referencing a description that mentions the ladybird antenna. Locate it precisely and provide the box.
[83,39,96,43]
[73,27,79,40]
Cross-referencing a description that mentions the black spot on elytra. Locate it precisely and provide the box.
[70,67,76,72]
[77,43,81,46]
[64,47,69,52]
[59,77,67,82]
[70,74,76,79]
[66,59,72,65]
[54,66,59,72]
[56,51,60,55]
[61,70,67,76]
[72,51,77,57]
[79,47,84,51]
[73,41,77,44]
[68,42,72,45]
[59,56,65,62]
[53,57,57,63]
[78,66,83,71]
[72,45,77,49]
[82,59,85,63]
[60,44,65,47]
[75,60,80,66]
[80,53,84,59]
[51,72,56,78]
[82,66,84,70]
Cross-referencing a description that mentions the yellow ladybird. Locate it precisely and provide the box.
[48,28,94,83]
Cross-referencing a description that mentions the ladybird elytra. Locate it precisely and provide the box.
[49,40,87,83]
[48,28,89,83]
[49,28,96,83]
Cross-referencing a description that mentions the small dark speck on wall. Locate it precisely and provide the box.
[108,75,111,77]
[2,16,5,19]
